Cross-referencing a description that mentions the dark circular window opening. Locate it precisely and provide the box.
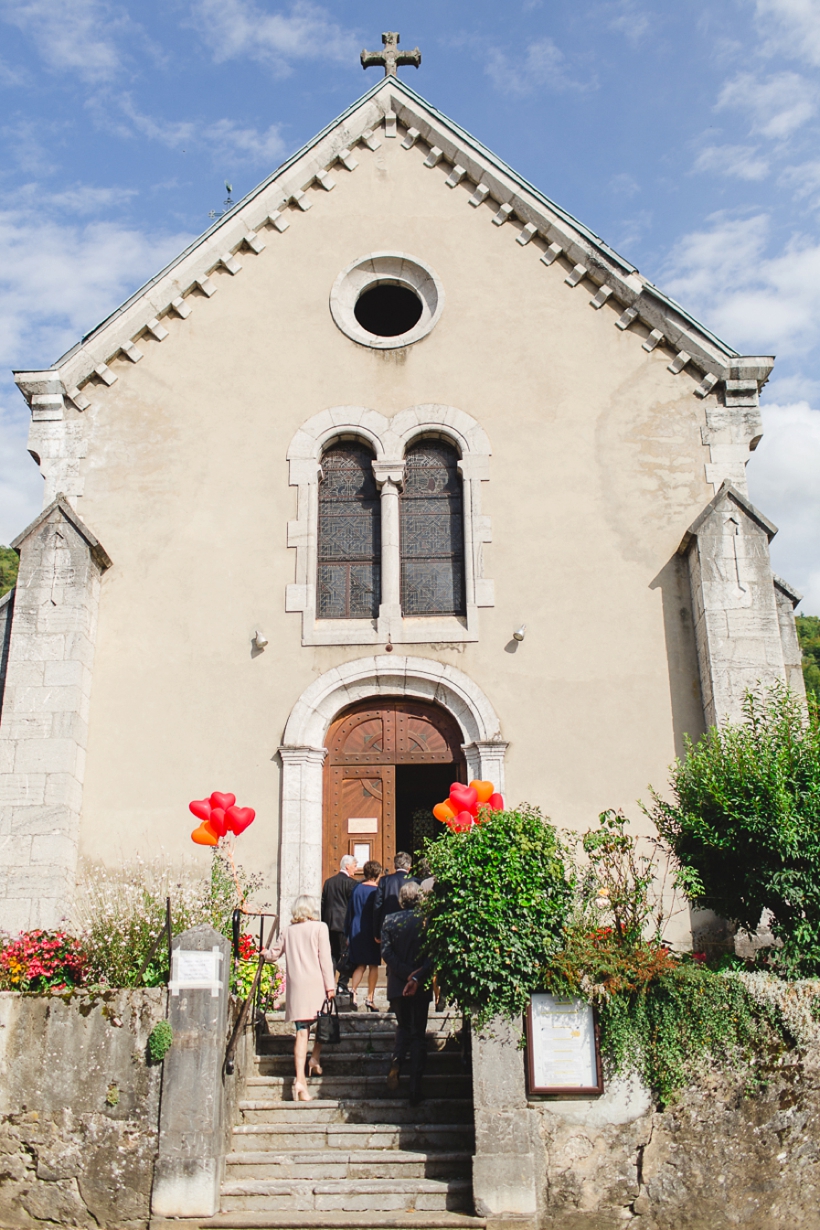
[354,283,423,337]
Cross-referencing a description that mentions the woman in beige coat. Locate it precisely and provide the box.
[265,895,336,1101]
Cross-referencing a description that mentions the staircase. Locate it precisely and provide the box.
[210,987,482,1229]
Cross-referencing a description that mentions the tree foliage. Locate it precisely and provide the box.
[422,806,571,1025]
[650,684,820,976]
[797,614,820,703]
[0,546,18,599]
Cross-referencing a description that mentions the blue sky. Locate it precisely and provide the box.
[1,0,819,611]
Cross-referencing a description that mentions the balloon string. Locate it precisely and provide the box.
[221,838,249,912]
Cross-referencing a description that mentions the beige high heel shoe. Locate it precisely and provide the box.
[308,1059,323,1077]
[292,1079,312,1102]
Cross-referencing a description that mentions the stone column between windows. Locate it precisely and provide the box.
[372,460,405,637]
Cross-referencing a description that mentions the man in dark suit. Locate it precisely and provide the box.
[381,880,433,1106]
[321,854,357,993]
[373,851,417,941]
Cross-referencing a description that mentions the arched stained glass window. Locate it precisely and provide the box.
[317,443,381,619]
[400,440,465,616]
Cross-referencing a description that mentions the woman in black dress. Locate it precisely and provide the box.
[344,860,382,1011]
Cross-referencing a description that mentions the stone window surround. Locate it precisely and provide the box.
[329,251,444,350]
[277,654,508,919]
[286,404,494,645]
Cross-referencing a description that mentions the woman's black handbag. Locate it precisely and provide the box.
[315,996,341,1044]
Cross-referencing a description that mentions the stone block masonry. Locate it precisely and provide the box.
[0,988,165,1230]
[0,496,111,934]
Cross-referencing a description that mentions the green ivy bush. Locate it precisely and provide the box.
[423,805,572,1026]
[649,684,820,976]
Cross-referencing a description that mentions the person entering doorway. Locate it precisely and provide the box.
[321,854,357,994]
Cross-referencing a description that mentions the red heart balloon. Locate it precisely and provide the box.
[189,798,212,822]
[227,805,255,835]
[450,783,478,815]
[452,810,475,832]
[489,793,504,811]
[209,808,229,838]
[210,792,236,812]
[191,822,218,846]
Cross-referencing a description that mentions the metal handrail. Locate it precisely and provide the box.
[224,913,279,1076]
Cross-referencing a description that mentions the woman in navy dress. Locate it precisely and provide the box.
[345,859,382,1011]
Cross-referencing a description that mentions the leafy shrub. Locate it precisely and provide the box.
[797,615,820,703]
[231,932,284,1006]
[0,545,18,600]
[73,850,267,987]
[147,1019,173,1063]
[423,806,572,1025]
[649,684,820,976]
[0,930,87,991]
[597,963,787,1106]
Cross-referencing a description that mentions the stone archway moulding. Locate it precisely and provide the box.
[277,655,508,916]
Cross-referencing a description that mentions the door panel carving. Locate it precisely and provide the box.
[323,700,464,881]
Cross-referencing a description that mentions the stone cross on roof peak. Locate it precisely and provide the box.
[361,31,421,78]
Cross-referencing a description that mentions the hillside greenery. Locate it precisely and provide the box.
[0,546,18,599]
[797,614,820,702]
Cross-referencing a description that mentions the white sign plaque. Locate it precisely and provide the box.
[169,947,224,997]
[526,992,603,1096]
[348,817,379,834]
[352,843,371,865]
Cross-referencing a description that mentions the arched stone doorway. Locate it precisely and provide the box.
[277,655,507,917]
[323,699,466,880]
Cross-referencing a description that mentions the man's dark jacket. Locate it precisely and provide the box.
[373,869,417,939]
[380,907,432,1000]
[321,871,356,932]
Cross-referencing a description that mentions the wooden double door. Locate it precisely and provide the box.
[323,699,465,881]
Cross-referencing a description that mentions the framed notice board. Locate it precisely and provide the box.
[526,992,604,1097]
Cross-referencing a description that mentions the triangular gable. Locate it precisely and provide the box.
[678,480,779,554]
[14,77,773,413]
[11,493,112,571]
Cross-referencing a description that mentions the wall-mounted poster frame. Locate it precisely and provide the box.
[526,992,604,1097]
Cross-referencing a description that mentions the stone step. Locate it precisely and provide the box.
[220,1177,473,1214]
[183,1208,485,1228]
[255,1053,466,1077]
[231,1123,474,1153]
[260,1013,461,1038]
[257,1034,461,1057]
[224,1149,472,1181]
[238,1098,474,1126]
[243,1075,471,1102]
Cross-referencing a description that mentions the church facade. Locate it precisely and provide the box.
[0,71,804,936]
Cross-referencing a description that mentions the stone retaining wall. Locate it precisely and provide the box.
[0,988,165,1229]
[474,1018,820,1230]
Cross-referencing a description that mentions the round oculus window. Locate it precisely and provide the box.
[330,253,444,349]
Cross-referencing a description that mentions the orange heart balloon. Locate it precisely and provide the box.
[469,780,495,804]
[191,821,219,846]
[433,800,457,823]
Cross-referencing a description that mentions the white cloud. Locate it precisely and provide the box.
[607,0,652,45]
[0,208,193,542]
[486,37,595,96]
[717,71,817,138]
[91,95,288,167]
[753,0,820,68]
[609,172,641,198]
[189,0,359,76]
[693,143,770,181]
[748,400,820,613]
[662,211,820,356]
[0,0,130,83]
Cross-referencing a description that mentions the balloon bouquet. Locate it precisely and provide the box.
[432,779,504,832]
[189,790,256,906]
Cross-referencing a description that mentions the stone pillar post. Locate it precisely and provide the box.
[277,744,327,922]
[679,482,787,726]
[151,925,232,1218]
[472,1015,540,1227]
[0,496,111,933]
[373,460,405,637]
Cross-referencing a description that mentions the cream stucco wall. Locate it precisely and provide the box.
[69,129,712,900]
